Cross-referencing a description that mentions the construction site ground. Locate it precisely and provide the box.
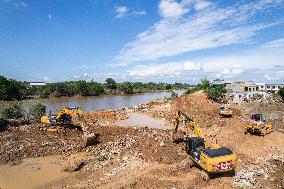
[0,92,284,189]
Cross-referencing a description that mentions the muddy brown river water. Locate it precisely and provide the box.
[0,156,67,189]
[2,90,184,113]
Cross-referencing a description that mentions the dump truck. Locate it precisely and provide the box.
[173,111,237,179]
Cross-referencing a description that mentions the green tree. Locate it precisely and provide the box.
[0,75,26,100]
[205,85,227,102]
[29,103,46,121]
[88,82,105,96]
[200,79,210,89]
[0,103,23,119]
[105,78,117,90]
[74,80,90,96]
[165,84,172,90]
[118,82,134,94]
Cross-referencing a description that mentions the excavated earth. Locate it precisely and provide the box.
[0,92,284,189]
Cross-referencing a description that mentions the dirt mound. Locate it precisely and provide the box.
[0,124,85,165]
[86,124,187,164]
[171,92,223,128]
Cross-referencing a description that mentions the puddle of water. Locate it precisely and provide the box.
[116,112,172,130]
[0,156,68,189]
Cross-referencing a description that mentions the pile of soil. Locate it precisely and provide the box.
[0,124,85,165]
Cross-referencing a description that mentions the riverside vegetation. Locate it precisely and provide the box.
[0,76,187,100]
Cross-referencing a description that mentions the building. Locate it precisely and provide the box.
[29,82,46,86]
[22,81,46,87]
[220,81,279,102]
[265,84,284,94]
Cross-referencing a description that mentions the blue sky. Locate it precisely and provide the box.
[1,0,284,83]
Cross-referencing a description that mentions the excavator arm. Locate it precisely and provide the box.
[174,110,205,139]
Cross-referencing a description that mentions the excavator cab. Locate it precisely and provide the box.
[186,137,205,161]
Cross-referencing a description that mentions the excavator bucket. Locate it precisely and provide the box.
[172,130,185,143]
[83,133,99,147]
[75,116,100,147]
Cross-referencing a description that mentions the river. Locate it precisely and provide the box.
[14,90,184,113]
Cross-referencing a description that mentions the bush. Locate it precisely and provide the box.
[205,85,226,102]
[29,103,46,121]
[171,91,178,99]
[279,87,284,101]
[0,118,9,131]
[1,104,23,119]
[184,79,226,102]
[118,82,134,94]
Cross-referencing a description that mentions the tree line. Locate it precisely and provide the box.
[0,75,188,100]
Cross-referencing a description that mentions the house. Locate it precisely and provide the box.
[223,81,268,102]
[265,84,284,94]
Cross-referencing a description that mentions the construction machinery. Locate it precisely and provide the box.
[244,113,272,136]
[173,111,237,178]
[41,107,83,126]
[219,104,233,117]
[40,107,98,147]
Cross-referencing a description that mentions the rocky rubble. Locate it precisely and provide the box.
[234,153,284,188]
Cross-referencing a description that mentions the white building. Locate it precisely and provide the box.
[224,81,270,102]
[265,84,284,94]
[28,82,46,86]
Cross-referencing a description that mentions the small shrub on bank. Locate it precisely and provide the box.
[166,91,178,100]
[279,87,284,102]
[0,104,23,119]
[28,103,46,121]
[0,118,9,131]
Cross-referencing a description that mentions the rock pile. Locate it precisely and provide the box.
[234,153,284,188]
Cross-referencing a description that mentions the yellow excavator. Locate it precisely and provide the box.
[173,111,237,178]
[40,107,98,147]
[219,104,233,117]
[244,113,272,136]
[41,107,83,126]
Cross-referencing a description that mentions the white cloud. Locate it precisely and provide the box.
[220,67,244,76]
[13,1,27,8]
[194,0,212,11]
[159,0,190,18]
[78,65,96,70]
[115,0,284,65]
[264,71,284,81]
[133,10,147,16]
[262,38,284,48]
[233,64,241,68]
[1,0,28,9]
[79,65,88,70]
[48,14,52,21]
[42,76,49,81]
[127,61,202,77]
[115,6,129,18]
